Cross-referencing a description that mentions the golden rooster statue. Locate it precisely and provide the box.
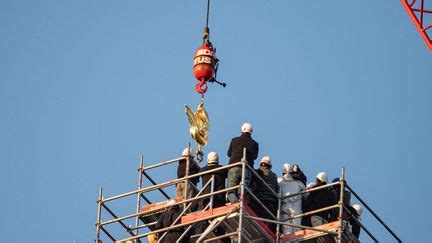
[185,99,210,147]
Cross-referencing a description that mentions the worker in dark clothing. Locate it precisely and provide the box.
[350,204,362,239]
[155,200,189,243]
[227,123,259,203]
[199,152,227,209]
[291,164,307,186]
[195,152,229,241]
[302,172,338,227]
[332,178,351,207]
[331,176,355,226]
[250,156,279,233]
[176,148,200,200]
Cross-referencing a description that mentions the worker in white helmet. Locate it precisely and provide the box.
[302,172,338,227]
[155,199,189,242]
[199,152,227,209]
[226,123,259,203]
[250,156,279,232]
[279,163,306,234]
[195,152,229,239]
[176,148,200,201]
[350,204,362,239]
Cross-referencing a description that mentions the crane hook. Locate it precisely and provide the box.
[195,78,208,94]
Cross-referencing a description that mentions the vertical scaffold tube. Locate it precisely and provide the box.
[184,143,191,209]
[135,155,144,238]
[210,175,215,209]
[337,167,346,243]
[96,187,103,242]
[276,186,282,242]
[237,148,247,242]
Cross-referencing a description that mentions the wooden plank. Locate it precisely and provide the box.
[141,197,182,214]
[280,221,339,241]
[181,203,240,223]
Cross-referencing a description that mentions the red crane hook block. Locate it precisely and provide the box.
[193,43,216,94]
[195,78,208,94]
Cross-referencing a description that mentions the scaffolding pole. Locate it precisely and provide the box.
[96,187,103,243]
[134,155,144,241]
[337,167,345,243]
[276,185,282,242]
[237,148,247,242]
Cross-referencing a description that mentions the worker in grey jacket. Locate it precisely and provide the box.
[279,163,306,234]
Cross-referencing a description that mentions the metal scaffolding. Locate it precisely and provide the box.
[94,148,402,242]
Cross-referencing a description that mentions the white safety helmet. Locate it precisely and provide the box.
[207,152,219,164]
[316,172,328,183]
[182,148,192,157]
[166,199,176,207]
[282,163,293,174]
[352,204,363,217]
[241,123,253,134]
[260,156,272,166]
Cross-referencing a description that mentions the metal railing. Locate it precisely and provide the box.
[95,147,401,243]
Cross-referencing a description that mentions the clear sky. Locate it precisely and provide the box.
[1,1,431,242]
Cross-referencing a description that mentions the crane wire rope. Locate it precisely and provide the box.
[203,0,211,43]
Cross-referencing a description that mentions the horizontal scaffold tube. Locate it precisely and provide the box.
[118,204,241,241]
[101,162,242,203]
[287,204,340,221]
[281,181,340,200]
[244,215,338,235]
[100,185,241,226]
[141,156,185,171]
[203,231,239,242]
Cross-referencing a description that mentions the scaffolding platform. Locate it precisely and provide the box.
[281,221,339,242]
[182,203,276,242]
[279,221,358,243]
[94,154,402,242]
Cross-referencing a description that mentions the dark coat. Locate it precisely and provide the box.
[155,206,188,243]
[252,167,279,202]
[303,184,338,223]
[199,163,227,205]
[333,186,351,207]
[177,157,200,185]
[227,133,259,166]
[291,170,307,186]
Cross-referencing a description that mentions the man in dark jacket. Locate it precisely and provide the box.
[176,148,200,200]
[302,172,338,227]
[226,123,259,203]
[250,156,279,233]
[155,200,189,243]
[199,152,227,209]
[195,152,229,240]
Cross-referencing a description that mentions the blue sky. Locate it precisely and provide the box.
[1,1,431,242]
